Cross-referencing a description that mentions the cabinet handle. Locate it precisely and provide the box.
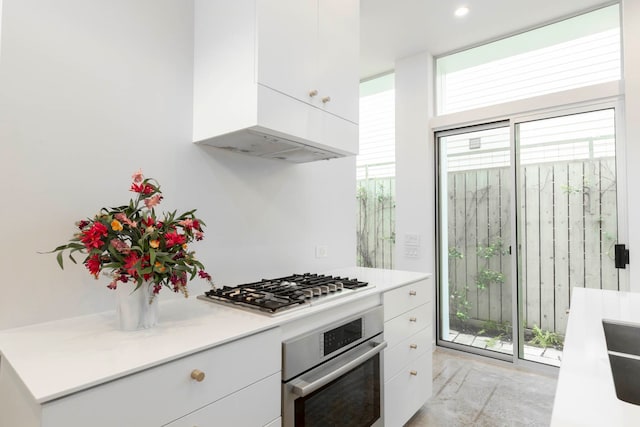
[410,370,418,376]
[409,290,417,296]
[409,317,417,322]
[190,369,206,382]
[321,96,331,104]
[410,343,418,349]
[309,89,318,97]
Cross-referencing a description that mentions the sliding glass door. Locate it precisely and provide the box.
[437,107,623,366]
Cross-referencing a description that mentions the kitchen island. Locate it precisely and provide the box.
[0,267,431,427]
[551,287,640,426]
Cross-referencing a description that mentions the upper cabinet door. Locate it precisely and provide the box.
[257,0,317,105]
[317,0,359,124]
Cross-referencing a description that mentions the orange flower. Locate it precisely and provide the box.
[149,239,160,249]
[154,261,166,273]
[182,243,188,250]
[111,219,123,231]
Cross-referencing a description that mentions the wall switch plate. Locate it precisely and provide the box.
[315,245,328,258]
[405,233,420,247]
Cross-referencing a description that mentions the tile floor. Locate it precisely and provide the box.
[447,329,562,367]
[405,348,558,427]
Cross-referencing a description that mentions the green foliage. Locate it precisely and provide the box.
[448,247,464,259]
[476,239,507,259]
[450,286,471,322]
[529,324,564,349]
[476,268,505,290]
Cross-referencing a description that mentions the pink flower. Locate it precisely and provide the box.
[110,238,131,254]
[198,270,212,281]
[179,219,194,230]
[132,169,144,183]
[144,194,163,209]
[107,280,117,290]
[115,213,136,228]
[195,231,204,241]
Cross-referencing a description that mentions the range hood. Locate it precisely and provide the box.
[195,127,345,163]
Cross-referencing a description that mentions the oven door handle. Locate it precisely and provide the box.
[291,340,387,397]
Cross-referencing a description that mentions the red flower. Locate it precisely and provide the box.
[80,222,108,250]
[198,270,212,281]
[130,183,155,195]
[123,252,140,277]
[193,219,201,231]
[164,231,186,248]
[84,254,101,278]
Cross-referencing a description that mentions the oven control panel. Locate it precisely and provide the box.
[323,318,363,356]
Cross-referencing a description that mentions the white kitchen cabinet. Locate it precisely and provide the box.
[0,327,281,427]
[193,0,359,161]
[257,0,359,123]
[382,279,433,427]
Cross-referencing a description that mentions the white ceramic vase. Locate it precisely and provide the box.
[116,282,159,331]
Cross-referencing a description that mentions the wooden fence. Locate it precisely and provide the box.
[356,175,395,269]
[447,158,618,335]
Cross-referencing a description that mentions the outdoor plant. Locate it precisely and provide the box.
[45,170,213,300]
[529,324,564,349]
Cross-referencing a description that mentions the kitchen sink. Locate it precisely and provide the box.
[602,319,640,405]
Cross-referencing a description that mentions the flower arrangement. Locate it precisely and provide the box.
[48,170,212,300]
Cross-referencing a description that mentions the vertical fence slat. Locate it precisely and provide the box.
[584,160,602,289]
[499,167,513,326]
[454,173,468,323]
[600,158,619,290]
[465,172,479,321]
[488,169,503,324]
[539,165,555,331]
[568,162,586,298]
[524,167,541,329]
[476,170,490,323]
[553,164,570,334]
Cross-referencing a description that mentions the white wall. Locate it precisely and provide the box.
[394,52,434,276]
[622,0,640,292]
[0,0,355,330]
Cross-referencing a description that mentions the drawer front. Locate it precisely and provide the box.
[43,328,281,427]
[163,372,280,427]
[384,350,433,427]
[384,303,431,349]
[384,327,431,382]
[383,279,430,321]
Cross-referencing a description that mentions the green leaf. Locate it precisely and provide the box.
[149,248,156,266]
[56,252,64,269]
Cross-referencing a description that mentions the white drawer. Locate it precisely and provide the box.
[384,327,431,382]
[384,350,433,427]
[163,372,281,427]
[42,328,280,427]
[384,303,431,349]
[383,279,430,321]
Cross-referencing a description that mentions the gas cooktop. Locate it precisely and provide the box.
[197,273,371,315]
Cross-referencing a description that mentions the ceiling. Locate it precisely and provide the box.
[360,0,616,79]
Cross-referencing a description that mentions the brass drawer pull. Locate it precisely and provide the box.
[191,369,205,382]
[410,370,418,376]
[409,290,417,296]
[410,344,418,349]
[409,317,417,322]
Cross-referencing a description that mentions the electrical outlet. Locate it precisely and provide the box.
[315,245,328,258]
[405,247,419,258]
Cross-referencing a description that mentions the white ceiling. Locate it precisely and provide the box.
[360,0,616,79]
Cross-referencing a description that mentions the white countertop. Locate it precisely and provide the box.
[0,267,429,404]
[551,287,640,426]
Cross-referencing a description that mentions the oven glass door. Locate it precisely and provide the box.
[293,353,382,427]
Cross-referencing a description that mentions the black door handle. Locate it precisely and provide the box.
[615,244,630,269]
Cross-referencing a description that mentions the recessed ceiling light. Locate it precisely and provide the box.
[454,6,469,17]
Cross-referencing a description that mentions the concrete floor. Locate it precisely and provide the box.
[405,348,558,427]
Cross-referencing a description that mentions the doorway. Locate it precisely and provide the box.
[436,106,623,366]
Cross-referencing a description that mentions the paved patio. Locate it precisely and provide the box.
[447,329,562,367]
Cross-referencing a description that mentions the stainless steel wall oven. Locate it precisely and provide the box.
[282,306,386,427]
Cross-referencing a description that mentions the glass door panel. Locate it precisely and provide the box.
[438,123,514,358]
[516,108,618,365]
